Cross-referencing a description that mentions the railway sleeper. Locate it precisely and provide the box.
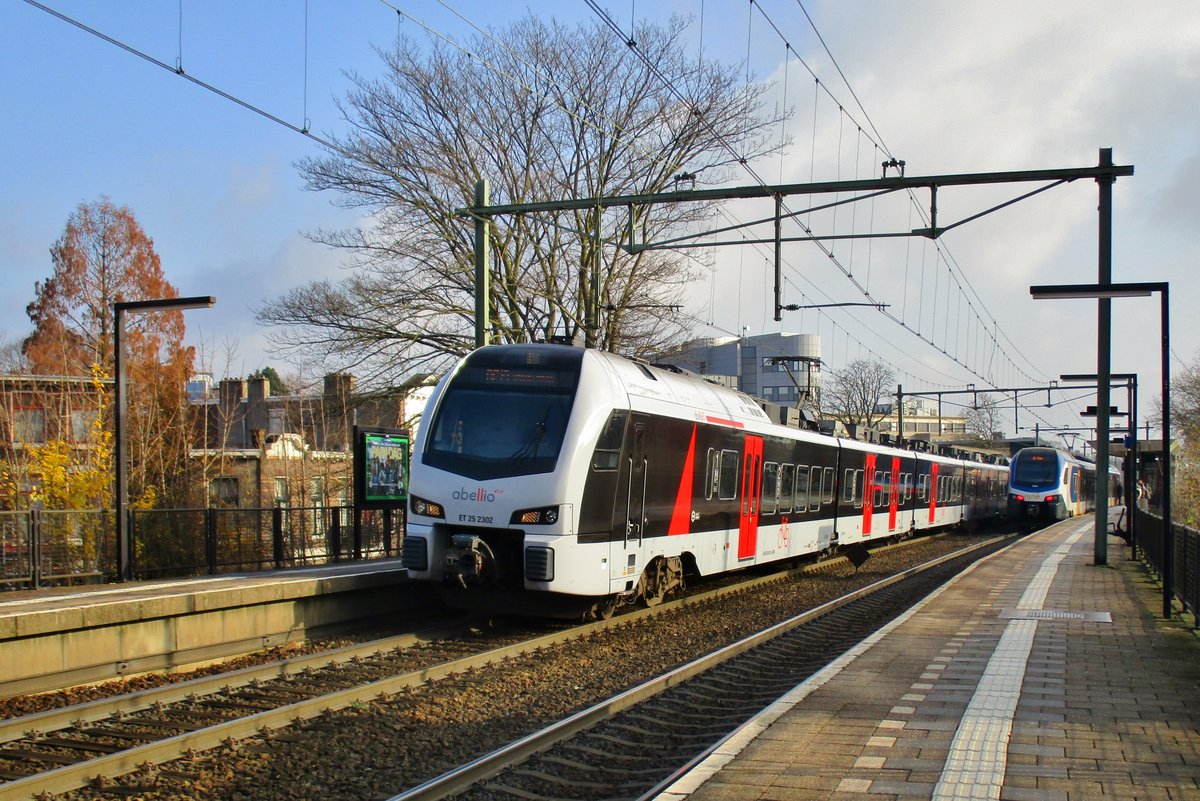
[0,747,82,766]
[79,726,157,742]
[34,736,125,754]
[507,770,611,789]
[537,755,668,777]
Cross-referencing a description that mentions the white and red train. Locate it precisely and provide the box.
[402,344,1009,618]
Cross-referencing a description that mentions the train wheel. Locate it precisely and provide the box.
[638,556,684,607]
[591,596,618,620]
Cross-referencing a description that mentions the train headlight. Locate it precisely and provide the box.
[410,495,445,519]
[1044,495,1058,503]
[511,505,560,525]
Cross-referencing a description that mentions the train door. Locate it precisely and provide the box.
[928,462,940,525]
[862,453,877,536]
[614,417,649,586]
[888,456,901,533]
[737,435,764,559]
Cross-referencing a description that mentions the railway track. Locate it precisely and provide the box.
[396,534,1014,801]
[0,529,1014,800]
[0,618,567,800]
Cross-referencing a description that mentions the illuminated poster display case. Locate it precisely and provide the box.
[354,426,410,509]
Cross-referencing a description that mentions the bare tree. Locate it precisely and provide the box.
[964,392,1006,440]
[1171,357,1200,441]
[0,333,28,374]
[1166,354,1200,526]
[260,15,786,388]
[823,359,896,430]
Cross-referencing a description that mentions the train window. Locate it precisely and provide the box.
[426,392,571,476]
[843,469,856,503]
[822,467,835,504]
[718,450,739,500]
[916,474,926,502]
[795,465,810,512]
[882,470,893,506]
[779,464,795,514]
[854,470,865,509]
[590,411,626,472]
[873,471,884,508]
[762,462,779,515]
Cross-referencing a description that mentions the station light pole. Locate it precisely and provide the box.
[1030,281,1170,616]
[114,296,215,581]
[1061,373,1139,558]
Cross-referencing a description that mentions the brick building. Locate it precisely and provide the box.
[188,373,416,510]
[0,374,111,508]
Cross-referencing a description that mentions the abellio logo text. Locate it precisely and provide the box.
[452,487,503,503]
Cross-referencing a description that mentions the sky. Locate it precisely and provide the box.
[2,0,1198,438]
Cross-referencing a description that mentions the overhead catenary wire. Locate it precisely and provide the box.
[425,0,970,389]
[747,0,1052,385]
[30,0,1063,405]
[22,0,344,153]
[586,0,1051,394]
[389,1,980,387]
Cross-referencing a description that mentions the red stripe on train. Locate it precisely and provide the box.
[668,425,697,536]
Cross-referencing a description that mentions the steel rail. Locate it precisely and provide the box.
[385,533,1012,801]
[0,529,963,800]
[0,623,475,746]
[0,527,911,744]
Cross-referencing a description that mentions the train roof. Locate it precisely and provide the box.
[589,348,774,427]
[463,345,1008,466]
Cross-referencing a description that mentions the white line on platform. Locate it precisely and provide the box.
[930,523,1088,801]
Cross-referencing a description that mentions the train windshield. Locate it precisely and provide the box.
[423,347,583,480]
[1012,450,1058,485]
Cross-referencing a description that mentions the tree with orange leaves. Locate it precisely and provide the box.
[23,197,196,507]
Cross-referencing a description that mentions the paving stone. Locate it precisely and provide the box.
[670,522,1200,801]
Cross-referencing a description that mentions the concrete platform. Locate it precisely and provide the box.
[0,560,432,696]
[657,517,1200,801]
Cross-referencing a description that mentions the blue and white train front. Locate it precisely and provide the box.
[1007,447,1078,521]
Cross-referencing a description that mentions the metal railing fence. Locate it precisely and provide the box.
[0,509,113,588]
[0,506,404,588]
[1134,507,1200,624]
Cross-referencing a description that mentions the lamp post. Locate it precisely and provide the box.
[1030,282,1170,617]
[1061,373,1139,558]
[114,296,215,581]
